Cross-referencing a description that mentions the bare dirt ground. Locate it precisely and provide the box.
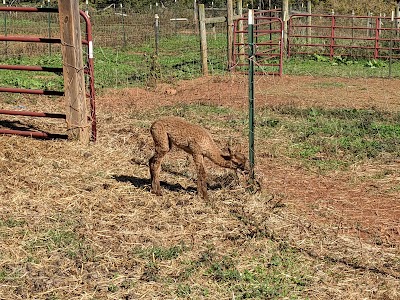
[0,75,399,299]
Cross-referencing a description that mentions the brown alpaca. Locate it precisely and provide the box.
[149,117,248,200]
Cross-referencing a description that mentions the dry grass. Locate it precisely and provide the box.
[0,77,399,299]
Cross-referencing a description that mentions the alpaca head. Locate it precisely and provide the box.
[222,144,250,173]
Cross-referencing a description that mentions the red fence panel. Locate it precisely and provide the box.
[232,10,283,76]
[0,7,96,141]
[288,13,400,60]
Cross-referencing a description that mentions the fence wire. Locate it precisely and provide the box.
[0,3,400,88]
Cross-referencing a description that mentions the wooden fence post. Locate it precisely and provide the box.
[198,4,208,76]
[58,0,90,143]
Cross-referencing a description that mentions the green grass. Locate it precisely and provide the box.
[149,103,400,170]
[129,240,310,299]
[136,102,400,171]
[0,217,26,228]
[133,243,187,261]
[0,55,64,91]
[150,103,400,171]
[25,227,96,262]
[183,243,309,299]
[258,107,400,170]
[285,55,400,78]
[1,32,399,92]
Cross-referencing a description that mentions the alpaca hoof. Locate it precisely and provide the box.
[198,193,209,201]
[151,189,163,196]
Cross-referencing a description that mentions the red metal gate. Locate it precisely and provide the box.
[0,7,96,141]
[288,13,400,59]
[231,10,283,75]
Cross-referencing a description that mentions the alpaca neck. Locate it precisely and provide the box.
[205,149,232,169]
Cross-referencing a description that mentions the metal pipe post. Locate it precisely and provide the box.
[120,3,126,47]
[248,9,255,180]
[48,0,52,55]
[3,0,7,56]
[155,14,159,55]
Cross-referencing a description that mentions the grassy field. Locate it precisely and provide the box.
[1,32,400,92]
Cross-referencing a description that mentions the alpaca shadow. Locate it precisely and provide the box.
[113,175,198,194]
[0,119,68,140]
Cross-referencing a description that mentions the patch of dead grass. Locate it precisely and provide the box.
[0,76,399,299]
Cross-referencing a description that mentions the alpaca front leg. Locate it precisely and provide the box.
[193,154,208,200]
[149,153,164,196]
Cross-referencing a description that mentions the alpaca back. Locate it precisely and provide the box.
[151,117,220,156]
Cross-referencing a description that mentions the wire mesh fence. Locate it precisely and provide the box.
[0,1,400,89]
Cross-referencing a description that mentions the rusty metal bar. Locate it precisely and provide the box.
[232,11,283,75]
[0,87,64,96]
[288,13,400,59]
[0,36,61,43]
[0,65,63,73]
[0,129,68,139]
[0,7,57,13]
[0,110,65,118]
[0,7,97,141]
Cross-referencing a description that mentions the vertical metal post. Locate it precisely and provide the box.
[330,13,335,58]
[389,11,394,78]
[374,17,380,59]
[155,14,159,56]
[351,10,355,57]
[397,3,400,36]
[3,0,7,56]
[227,0,234,69]
[120,3,126,48]
[367,12,372,37]
[173,0,177,35]
[269,3,272,44]
[248,9,255,180]
[47,0,51,56]
[85,0,89,16]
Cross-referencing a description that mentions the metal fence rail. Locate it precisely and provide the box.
[232,10,283,75]
[0,6,97,140]
[288,13,400,59]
